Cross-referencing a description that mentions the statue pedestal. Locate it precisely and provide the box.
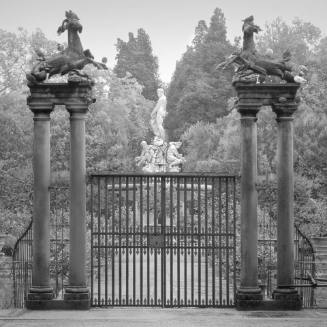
[234,82,302,310]
[26,82,94,310]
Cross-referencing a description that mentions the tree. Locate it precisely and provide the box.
[192,20,208,49]
[165,8,235,140]
[256,17,321,65]
[114,28,159,101]
[0,28,155,238]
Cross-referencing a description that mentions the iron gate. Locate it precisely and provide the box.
[90,173,238,307]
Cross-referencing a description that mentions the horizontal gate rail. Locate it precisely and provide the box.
[89,173,238,307]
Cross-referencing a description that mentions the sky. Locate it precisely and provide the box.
[1,0,327,82]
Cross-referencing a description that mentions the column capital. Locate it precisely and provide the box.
[272,101,298,120]
[237,102,262,118]
[66,103,89,117]
[28,101,54,117]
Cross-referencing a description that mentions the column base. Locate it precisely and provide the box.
[235,287,263,310]
[63,286,90,309]
[272,288,302,310]
[26,286,54,309]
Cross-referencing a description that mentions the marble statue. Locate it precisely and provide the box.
[135,141,154,167]
[167,142,186,172]
[216,15,307,84]
[136,88,185,173]
[150,88,167,141]
[26,10,108,85]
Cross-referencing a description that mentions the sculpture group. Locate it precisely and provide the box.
[26,10,107,84]
[135,88,185,173]
[217,15,307,84]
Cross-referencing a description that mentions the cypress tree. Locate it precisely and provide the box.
[165,8,235,139]
[114,28,159,101]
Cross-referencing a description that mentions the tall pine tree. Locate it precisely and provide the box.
[114,28,159,101]
[165,8,235,139]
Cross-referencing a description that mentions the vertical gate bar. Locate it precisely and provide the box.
[198,177,201,306]
[97,177,101,305]
[218,178,222,305]
[61,206,64,299]
[105,176,108,305]
[225,177,230,304]
[191,177,194,306]
[154,177,158,305]
[233,177,237,302]
[147,176,150,305]
[177,176,180,306]
[205,177,208,306]
[184,176,187,306]
[140,176,144,305]
[133,176,136,305]
[212,177,215,306]
[161,176,166,307]
[170,176,173,306]
[111,177,115,305]
[119,176,122,305]
[126,176,129,305]
[55,191,58,297]
[311,250,315,307]
[90,179,94,304]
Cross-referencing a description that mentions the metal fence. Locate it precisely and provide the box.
[257,183,316,308]
[12,186,70,308]
[12,220,33,308]
[90,173,238,307]
[11,174,316,308]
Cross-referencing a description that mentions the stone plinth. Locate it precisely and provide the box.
[234,82,301,310]
[26,81,94,310]
[234,82,300,106]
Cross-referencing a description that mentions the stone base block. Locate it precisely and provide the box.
[63,288,90,309]
[26,288,54,309]
[26,299,90,310]
[235,288,263,310]
[272,288,302,310]
[27,288,54,301]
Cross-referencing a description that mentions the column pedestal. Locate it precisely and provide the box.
[63,105,90,309]
[235,104,263,309]
[272,102,301,310]
[26,105,54,309]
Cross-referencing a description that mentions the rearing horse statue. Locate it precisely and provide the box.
[26,10,108,84]
[216,15,307,84]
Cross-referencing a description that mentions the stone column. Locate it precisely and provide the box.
[272,102,301,309]
[64,104,89,308]
[236,103,263,308]
[27,103,54,304]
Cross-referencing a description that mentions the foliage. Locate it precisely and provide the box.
[0,28,154,239]
[114,29,159,101]
[179,16,327,236]
[165,8,235,139]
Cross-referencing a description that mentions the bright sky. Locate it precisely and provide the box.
[0,0,327,82]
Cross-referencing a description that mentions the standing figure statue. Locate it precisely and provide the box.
[150,88,167,141]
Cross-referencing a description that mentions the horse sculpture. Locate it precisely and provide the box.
[216,16,307,84]
[26,10,107,84]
